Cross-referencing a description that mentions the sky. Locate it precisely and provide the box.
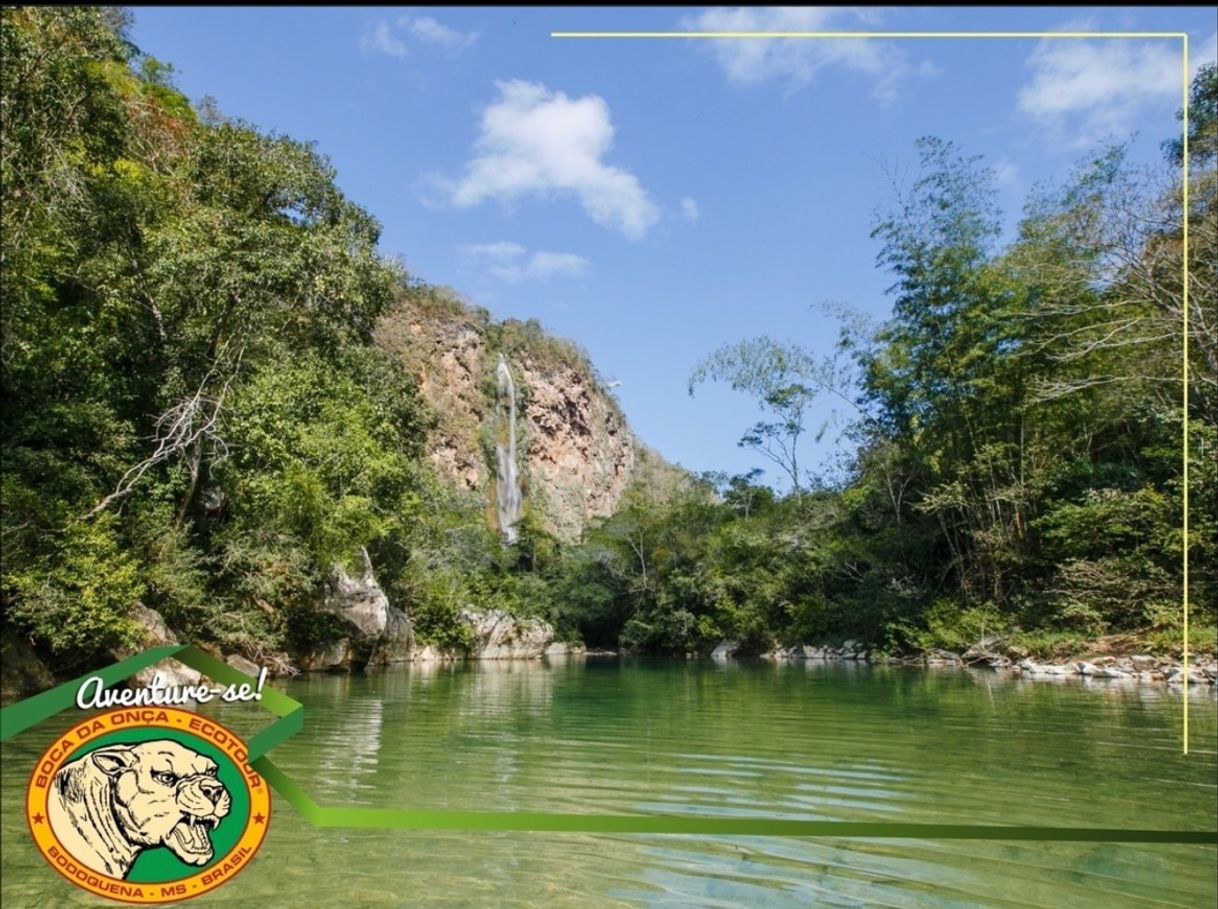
[130,7,1218,489]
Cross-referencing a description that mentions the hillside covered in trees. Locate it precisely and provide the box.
[2,8,1213,685]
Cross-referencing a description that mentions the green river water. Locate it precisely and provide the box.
[2,659,1215,908]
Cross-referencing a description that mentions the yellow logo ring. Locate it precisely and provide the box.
[25,707,271,904]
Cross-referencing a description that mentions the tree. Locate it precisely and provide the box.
[864,137,1041,604]
[689,336,850,493]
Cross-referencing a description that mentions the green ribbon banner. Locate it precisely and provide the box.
[2,646,1214,844]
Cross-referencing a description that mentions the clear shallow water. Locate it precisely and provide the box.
[3,659,1215,908]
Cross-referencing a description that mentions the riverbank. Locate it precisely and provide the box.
[5,614,1215,705]
[742,638,1218,687]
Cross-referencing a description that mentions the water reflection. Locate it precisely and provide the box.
[2,660,1214,908]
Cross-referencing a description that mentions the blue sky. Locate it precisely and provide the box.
[130,7,1217,488]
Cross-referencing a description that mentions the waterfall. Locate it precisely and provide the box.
[495,353,524,543]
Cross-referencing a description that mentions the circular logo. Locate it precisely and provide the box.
[25,707,271,904]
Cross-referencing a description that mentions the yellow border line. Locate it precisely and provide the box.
[1181,35,1191,753]
[552,29,1195,755]
[551,32,1188,40]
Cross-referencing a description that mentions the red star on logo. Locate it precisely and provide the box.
[252,813,266,824]
[32,813,44,824]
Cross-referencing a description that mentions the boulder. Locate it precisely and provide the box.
[1166,668,1211,686]
[1,634,55,701]
[711,639,737,660]
[413,644,439,662]
[928,650,962,666]
[458,607,553,659]
[1043,664,1078,676]
[225,653,262,679]
[319,548,390,640]
[412,644,460,662]
[962,643,1007,667]
[368,606,415,666]
[543,642,585,660]
[299,638,358,672]
[117,604,201,689]
[306,548,416,670]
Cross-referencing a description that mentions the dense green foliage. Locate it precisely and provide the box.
[0,8,554,666]
[581,85,1217,658]
[2,9,1212,674]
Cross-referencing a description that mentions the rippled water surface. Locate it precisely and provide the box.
[3,659,1215,908]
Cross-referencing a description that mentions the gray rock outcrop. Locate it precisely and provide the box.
[458,607,553,659]
[301,548,415,671]
[114,603,201,689]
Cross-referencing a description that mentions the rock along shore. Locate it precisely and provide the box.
[713,638,1218,688]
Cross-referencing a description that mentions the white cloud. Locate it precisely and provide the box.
[525,251,588,281]
[993,159,1019,189]
[680,7,924,102]
[441,80,659,239]
[361,15,477,60]
[360,21,408,60]
[680,197,701,222]
[403,16,478,51]
[460,241,526,262]
[1200,31,1218,72]
[1018,31,1217,148]
[459,242,588,283]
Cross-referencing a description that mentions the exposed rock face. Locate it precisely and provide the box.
[302,549,415,671]
[319,548,391,639]
[375,291,661,542]
[409,608,557,661]
[370,605,416,666]
[299,638,358,673]
[417,320,487,493]
[517,358,635,541]
[293,555,562,670]
[458,607,554,659]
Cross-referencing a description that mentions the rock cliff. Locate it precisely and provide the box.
[375,286,659,542]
